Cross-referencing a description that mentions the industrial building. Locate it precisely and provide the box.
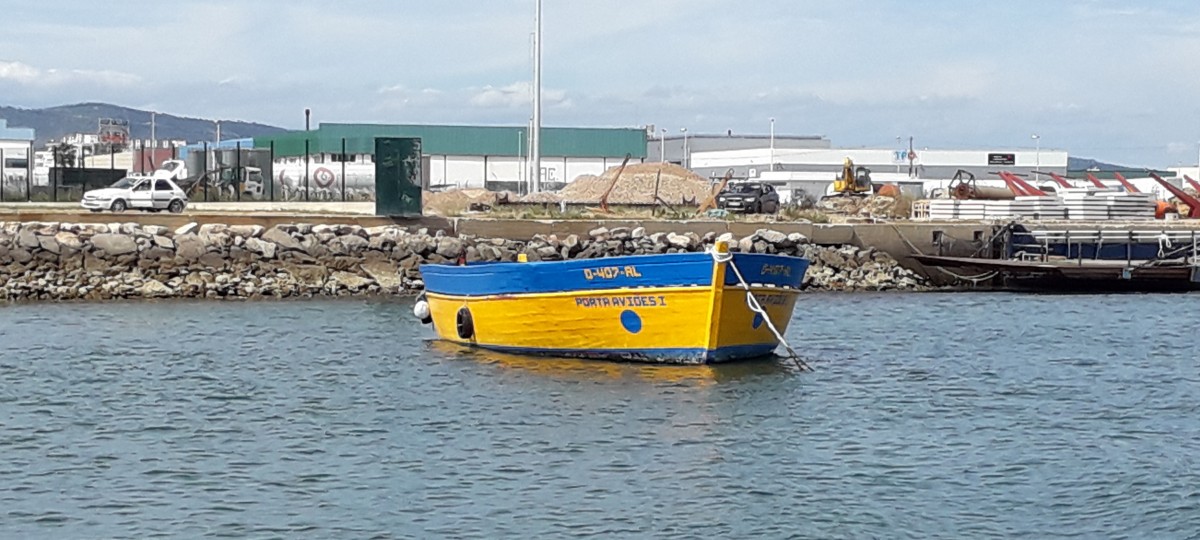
[238,123,647,195]
[647,130,832,167]
[0,119,35,175]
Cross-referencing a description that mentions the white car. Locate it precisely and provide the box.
[81,177,189,213]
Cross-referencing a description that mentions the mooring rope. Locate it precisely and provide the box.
[890,224,999,285]
[710,248,813,372]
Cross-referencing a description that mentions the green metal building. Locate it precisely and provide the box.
[255,123,646,159]
[253,123,647,191]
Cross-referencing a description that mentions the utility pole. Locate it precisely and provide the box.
[530,0,542,193]
[908,136,915,177]
[680,127,689,169]
[1032,134,1041,182]
[769,117,775,171]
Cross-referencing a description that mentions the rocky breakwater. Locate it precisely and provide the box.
[0,222,928,301]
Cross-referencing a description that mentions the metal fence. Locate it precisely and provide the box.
[0,138,397,204]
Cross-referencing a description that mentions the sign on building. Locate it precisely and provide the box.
[988,153,1016,166]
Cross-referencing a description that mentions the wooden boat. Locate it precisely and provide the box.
[414,241,809,364]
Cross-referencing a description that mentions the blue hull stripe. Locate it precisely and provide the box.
[421,252,808,297]
[465,343,779,364]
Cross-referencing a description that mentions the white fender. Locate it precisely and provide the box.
[413,298,432,324]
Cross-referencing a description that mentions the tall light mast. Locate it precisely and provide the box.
[530,0,542,192]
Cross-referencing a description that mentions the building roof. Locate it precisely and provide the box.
[254,123,647,159]
[0,119,35,142]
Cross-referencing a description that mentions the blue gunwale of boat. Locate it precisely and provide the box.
[419,252,809,297]
[469,343,779,364]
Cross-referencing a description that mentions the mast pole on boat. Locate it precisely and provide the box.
[530,0,542,193]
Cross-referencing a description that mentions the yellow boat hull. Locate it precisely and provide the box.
[417,246,809,365]
[425,285,801,364]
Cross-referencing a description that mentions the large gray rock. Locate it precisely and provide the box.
[435,237,464,259]
[152,235,175,250]
[175,234,207,260]
[360,260,403,291]
[38,235,61,255]
[262,227,303,252]
[228,225,264,238]
[756,229,788,245]
[330,271,372,290]
[198,223,229,235]
[199,232,231,250]
[666,233,693,249]
[55,232,83,252]
[92,234,138,256]
[244,237,277,259]
[16,229,39,250]
[143,247,175,261]
[332,234,369,255]
[140,280,174,298]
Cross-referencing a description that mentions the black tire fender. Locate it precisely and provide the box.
[455,307,475,340]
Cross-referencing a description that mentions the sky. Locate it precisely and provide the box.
[2,0,1199,167]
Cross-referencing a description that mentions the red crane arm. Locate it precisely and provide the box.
[1047,172,1073,189]
[1113,172,1139,193]
[1085,173,1107,189]
[1149,172,1200,219]
[1002,172,1048,196]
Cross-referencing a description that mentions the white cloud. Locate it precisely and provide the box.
[0,60,141,88]
[468,82,570,109]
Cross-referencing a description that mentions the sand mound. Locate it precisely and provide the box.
[558,163,714,205]
[422,188,500,215]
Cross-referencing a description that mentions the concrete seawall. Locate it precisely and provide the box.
[0,221,930,302]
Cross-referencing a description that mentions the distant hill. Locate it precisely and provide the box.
[1067,157,1132,172]
[0,102,286,146]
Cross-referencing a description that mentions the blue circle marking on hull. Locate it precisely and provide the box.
[620,310,643,334]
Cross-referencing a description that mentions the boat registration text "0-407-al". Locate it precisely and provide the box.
[583,266,644,280]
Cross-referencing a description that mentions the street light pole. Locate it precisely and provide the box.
[531,0,542,192]
[680,127,689,169]
[660,128,666,163]
[769,117,775,171]
[895,136,902,173]
[1031,134,1041,182]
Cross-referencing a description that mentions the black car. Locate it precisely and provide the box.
[716,182,780,214]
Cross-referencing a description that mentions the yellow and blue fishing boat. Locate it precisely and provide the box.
[414,241,809,365]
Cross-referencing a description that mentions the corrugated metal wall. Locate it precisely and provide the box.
[255,124,646,159]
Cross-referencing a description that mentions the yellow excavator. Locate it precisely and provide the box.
[829,157,873,198]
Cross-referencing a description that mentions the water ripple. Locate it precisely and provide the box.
[1,294,1199,537]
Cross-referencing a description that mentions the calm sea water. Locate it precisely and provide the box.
[2,293,1199,539]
